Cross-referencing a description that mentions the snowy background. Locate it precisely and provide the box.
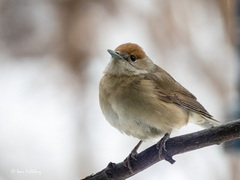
[0,0,239,180]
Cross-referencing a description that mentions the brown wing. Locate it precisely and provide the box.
[144,66,213,119]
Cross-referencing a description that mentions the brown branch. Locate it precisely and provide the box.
[81,119,240,180]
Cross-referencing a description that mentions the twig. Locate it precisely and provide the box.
[81,119,240,180]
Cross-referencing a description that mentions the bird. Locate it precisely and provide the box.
[99,42,220,172]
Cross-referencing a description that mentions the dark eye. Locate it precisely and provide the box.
[130,55,136,61]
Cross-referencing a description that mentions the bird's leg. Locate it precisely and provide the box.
[123,140,142,174]
[156,132,175,164]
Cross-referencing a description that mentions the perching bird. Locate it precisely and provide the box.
[99,43,220,172]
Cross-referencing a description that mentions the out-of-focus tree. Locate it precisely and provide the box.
[0,0,238,180]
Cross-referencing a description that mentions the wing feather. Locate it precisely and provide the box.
[144,66,213,119]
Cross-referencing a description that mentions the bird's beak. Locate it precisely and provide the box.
[107,49,123,60]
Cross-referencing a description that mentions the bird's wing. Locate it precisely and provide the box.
[144,67,213,119]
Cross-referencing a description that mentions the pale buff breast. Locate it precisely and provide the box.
[99,75,189,140]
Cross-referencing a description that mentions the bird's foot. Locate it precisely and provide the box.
[156,132,175,164]
[123,151,138,174]
[123,140,142,174]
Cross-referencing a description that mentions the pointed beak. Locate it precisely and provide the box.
[107,49,123,60]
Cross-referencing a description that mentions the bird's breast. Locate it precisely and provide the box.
[99,74,189,140]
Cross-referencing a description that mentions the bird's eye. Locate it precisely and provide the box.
[130,55,136,61]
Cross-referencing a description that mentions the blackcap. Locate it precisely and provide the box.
[99,43,220,171]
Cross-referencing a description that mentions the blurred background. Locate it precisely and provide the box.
[0,0,239,180]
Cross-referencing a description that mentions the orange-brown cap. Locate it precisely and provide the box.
[115,43,146,59]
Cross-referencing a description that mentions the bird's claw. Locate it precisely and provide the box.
[123,140,142,174]
[156,133,175,164]
[123,151,138,174]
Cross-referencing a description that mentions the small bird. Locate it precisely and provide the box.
[99,43,220,172]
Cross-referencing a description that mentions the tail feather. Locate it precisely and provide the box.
[189,112,221,128]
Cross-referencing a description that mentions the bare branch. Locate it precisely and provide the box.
[81,119,240,180]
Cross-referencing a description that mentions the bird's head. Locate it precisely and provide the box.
[105,43,156,76]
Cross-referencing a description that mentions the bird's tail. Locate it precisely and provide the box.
[189,112,221,128]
